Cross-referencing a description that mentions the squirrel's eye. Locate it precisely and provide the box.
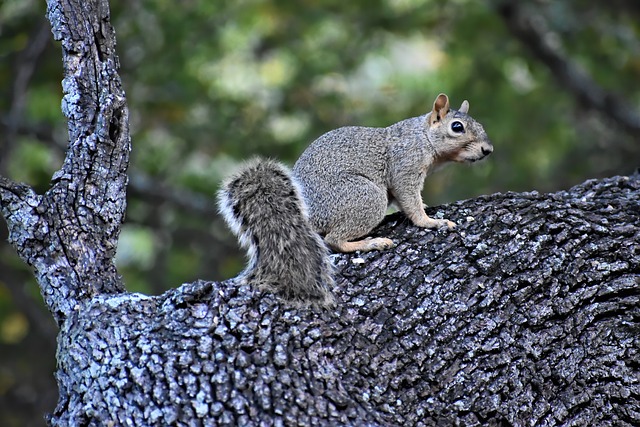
[451,121,465,133]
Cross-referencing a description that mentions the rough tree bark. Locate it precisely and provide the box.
[0,1,638,426]
[0,0,129,325]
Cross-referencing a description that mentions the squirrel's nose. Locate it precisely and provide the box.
[481,144,493,156]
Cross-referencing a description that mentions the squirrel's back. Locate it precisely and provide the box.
[294,125,389,178]
[218,158,335,306]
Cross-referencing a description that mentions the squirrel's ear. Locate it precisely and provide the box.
[430,93,450,125]
[459,100,469,114]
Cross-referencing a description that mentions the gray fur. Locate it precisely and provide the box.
[218,158,335,307]
[217,93,492,305]
[293,93,493,252]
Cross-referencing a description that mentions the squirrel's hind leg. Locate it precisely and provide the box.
[319,176,392,253]
[325,235,394,253]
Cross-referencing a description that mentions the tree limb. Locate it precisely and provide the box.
[495,1,640,137]
[0,0,132,324]
[0,176,42,245]
[48,173,640,426]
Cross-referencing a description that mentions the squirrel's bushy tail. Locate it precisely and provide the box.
[218,158,335,307]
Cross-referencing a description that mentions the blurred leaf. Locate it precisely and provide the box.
[0,312,28,344]
[115,225,157,269]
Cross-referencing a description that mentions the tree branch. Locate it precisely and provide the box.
[0,176,41,240]
[47,173,640,426]
[45,0,131,274]
[495,1,640,137]
[0,175,87,324]
[0,0,132,324]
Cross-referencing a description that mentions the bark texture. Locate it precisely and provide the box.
[50,174,639,426]
[0,1,638,426]
[0,0,130,325]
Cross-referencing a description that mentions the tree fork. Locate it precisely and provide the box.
[0,0,130,324]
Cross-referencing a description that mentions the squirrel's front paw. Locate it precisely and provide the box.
[414,216,456,230]
[440,219,456,229]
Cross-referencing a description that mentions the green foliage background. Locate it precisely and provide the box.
[0,0,638,425]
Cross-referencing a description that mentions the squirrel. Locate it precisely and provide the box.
[293,92,493,252]
[218,93,492,305]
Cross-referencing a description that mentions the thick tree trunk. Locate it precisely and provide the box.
[0,1,638,426]
[44,174,639,427]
